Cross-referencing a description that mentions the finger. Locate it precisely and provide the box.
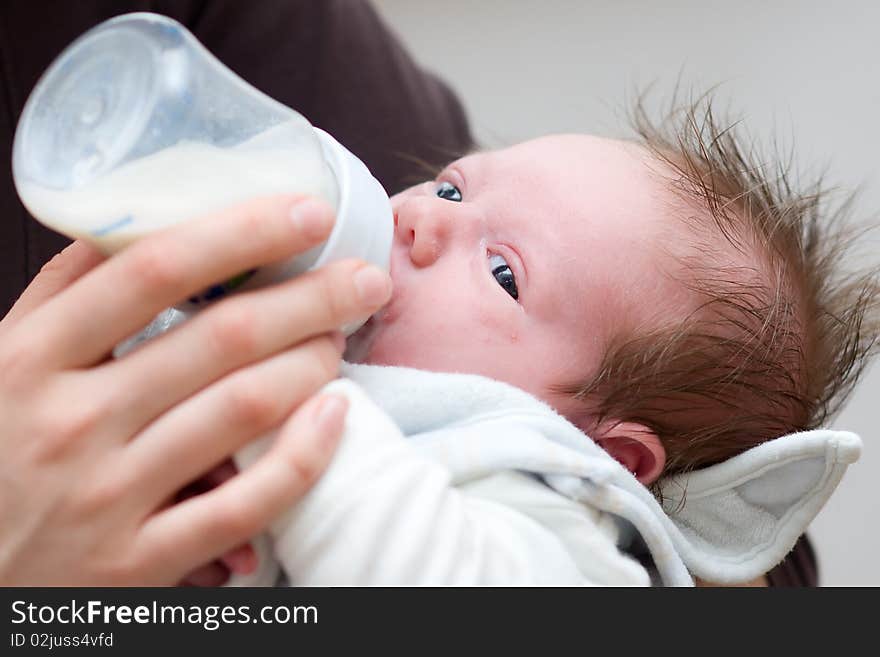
[101,257,387,435]
[202,461,238,489]
[138,393,348,581]
[23,195,337,368]
[3,241,105,328]
[174,460,237,500]
[221,544,257,574]
[180,562,229,587]
[122,334,343,505]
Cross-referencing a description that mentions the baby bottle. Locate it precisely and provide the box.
[11,12,393,319]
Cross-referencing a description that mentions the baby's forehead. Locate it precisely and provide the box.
[495,134,696,228]
[459,132,757,268]
[483,133,648,171]
[506,135,765,291]
[474,134,682,210]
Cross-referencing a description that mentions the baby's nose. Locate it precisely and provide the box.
[395,197,453,267]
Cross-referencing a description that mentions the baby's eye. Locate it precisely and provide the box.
[489,254,519,301]
[436,181,462,202]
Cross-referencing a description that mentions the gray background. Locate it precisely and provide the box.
[373,0,879,585]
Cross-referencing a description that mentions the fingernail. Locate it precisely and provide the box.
[314,394,348,430]
[353,265,392,306]
[330,331,346,354]
[290,198,334,239]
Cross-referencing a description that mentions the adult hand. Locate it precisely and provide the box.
[0,195,391,585]
[177,460,259,586]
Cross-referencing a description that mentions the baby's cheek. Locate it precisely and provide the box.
[475,306,521,344]
[414,309,515,373]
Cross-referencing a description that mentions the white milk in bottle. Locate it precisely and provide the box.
[18,123,337,255]
[12,12,392,312]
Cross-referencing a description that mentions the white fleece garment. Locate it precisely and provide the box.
[117,311,862,586]
[234,372,649,586]
[231,363,861,587]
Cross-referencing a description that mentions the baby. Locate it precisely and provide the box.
[216,99,878,586]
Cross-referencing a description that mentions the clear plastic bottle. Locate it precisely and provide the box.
[12,12,393,315]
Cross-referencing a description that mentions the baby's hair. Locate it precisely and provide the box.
[559,91,880,480]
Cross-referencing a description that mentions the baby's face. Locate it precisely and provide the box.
[346,134,691,418]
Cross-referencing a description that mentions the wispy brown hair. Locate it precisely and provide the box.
[558,92,880,479]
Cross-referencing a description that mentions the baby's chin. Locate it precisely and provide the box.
[344,310,414,367]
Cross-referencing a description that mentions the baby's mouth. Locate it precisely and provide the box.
[344,307,384,363]
[344,258,401,363]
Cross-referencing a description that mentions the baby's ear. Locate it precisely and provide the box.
[656,429,861,584]
[592,421,666,486]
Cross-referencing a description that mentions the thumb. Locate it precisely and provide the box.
[4,240,106,327]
